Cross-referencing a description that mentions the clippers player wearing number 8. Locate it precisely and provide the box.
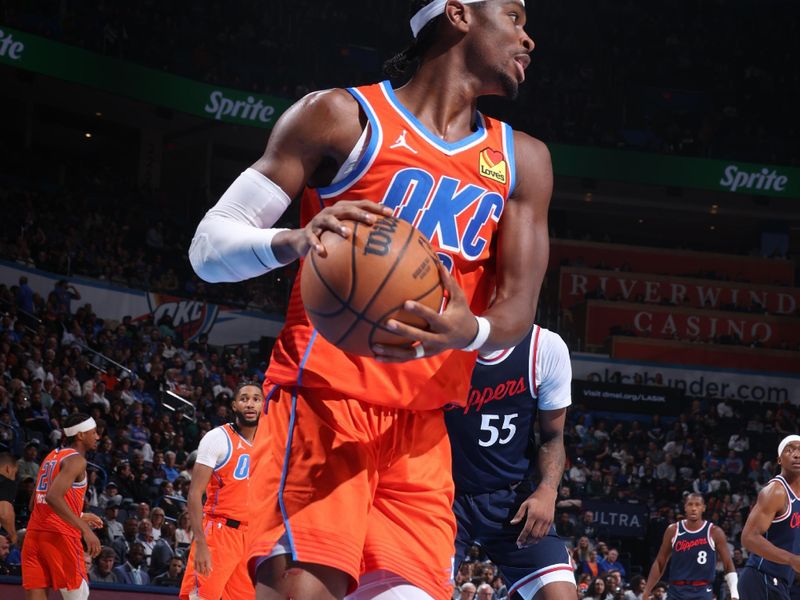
[643,493,739,600]
[180,383,264,600]
[445,325,576,599]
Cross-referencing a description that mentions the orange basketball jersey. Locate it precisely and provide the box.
[266,80,517,410]
[27,447,86,538]
[203,423,252,523]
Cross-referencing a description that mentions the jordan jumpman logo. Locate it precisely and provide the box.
[389,129,418,154]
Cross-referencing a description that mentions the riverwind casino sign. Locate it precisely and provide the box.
[1,26,798,199]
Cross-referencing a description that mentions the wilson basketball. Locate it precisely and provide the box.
[300,216,445,356]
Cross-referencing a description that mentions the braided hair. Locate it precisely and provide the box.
[383,0,441,78]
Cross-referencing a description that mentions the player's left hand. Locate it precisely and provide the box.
[372,261,479,362]
[510,486,557,547]
[81,513,104,529]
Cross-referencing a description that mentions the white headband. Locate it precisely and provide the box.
[410,0,525,38]
[64,417,97,437]
[778,435,800,457]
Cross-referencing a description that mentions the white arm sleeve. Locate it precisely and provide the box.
[194,428,230,469]
[535,330,572,411]
[725,571,738,599]
[189,168,293,283]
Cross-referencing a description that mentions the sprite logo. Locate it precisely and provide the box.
[0,29,24,60]
[204,91,276,123]
[719,165,789,193]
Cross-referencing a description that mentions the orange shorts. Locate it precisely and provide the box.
[22,529,86,591]
[246,385,456,600]
[180,516,254,600]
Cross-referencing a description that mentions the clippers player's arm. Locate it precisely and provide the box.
[510,407,566,546]
[642,524,677,600]
[510,330,571,546]
[254,89,396,261]
[742,481,800,573]
[711,525,739,600]
[377,133,553,359]
[187,462,215,577]
[190,89,392,283]
[44,454,101,557]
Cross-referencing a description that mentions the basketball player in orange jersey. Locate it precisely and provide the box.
[22,413,102,599]
[180,382,264,600]
[188,1,550,599]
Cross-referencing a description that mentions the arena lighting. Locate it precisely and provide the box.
[84,132,92,139]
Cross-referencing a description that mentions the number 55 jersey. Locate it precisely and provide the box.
[445,324,572,494]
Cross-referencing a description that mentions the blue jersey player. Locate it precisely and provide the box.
[643,493,738,600]
[740,435,800,600]
[445,324,575,600]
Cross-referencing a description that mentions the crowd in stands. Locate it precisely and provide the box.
[452,398,800,599]
[0,273,269,588]
[2,267,793,597]
[0,180,294,313]
[3,0,798,166]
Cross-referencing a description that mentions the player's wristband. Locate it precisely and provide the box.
[725,572,738,598]
[462,316,491,351]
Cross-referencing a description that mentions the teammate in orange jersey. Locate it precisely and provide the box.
[22,413,102,600]
[188,1,551,599]
[179,382,264,600]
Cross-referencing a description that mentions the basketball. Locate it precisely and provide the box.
[300,216,445,356]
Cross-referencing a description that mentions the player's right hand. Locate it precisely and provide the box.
[277,200,393,260]
[83,528,101,558]
[790,554,800,574]
[195,540,213,577]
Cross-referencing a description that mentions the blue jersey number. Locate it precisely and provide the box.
[478,414,519,447]
[233,454,250,480]
[36,461,57,492]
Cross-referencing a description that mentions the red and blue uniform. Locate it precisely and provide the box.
[668,520,717,599]
[740,476,800,600]
[446,325,574,599]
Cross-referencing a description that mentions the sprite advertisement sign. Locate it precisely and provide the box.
[0,26,290,127]
[2,26,797,198]
[549,144,799,199]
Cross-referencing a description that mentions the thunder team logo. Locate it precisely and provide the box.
[479,147,507,184]
[145,293,219,342]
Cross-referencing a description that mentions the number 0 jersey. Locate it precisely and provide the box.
[194,423,253,522]
[27,447,86,538]
[445,325,572,494]
[266,80,519,410]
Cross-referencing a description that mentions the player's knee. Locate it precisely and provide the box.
[255,555,349,599]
